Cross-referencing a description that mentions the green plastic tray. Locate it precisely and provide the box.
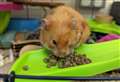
[0,11,11,33]
[10,39,120,82]
[87,19,120,34]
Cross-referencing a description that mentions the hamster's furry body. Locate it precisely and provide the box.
[40,5,90,57]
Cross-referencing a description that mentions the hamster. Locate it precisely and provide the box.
[40,5,90,58]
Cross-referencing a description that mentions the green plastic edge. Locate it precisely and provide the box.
[9,39,120,82]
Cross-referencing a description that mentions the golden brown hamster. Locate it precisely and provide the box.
[40,5,90,58]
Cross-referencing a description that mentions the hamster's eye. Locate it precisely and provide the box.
[52,40,57,46]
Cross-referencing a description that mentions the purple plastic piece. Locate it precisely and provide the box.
[97,34,120,42]
[0,2,23,11]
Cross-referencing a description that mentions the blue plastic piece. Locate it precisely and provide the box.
[7,18,41,32]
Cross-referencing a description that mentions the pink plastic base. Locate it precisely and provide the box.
[97,34,120,42]
[0,2,23,11]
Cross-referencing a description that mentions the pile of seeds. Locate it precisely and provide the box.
[43,53,92,68]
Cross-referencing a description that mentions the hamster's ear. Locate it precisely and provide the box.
[42,19,51,26]
[41,19,51,30]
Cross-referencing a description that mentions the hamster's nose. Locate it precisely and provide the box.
[60,51,71,57]
[53,49,71,58]
[60,50,67,55]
